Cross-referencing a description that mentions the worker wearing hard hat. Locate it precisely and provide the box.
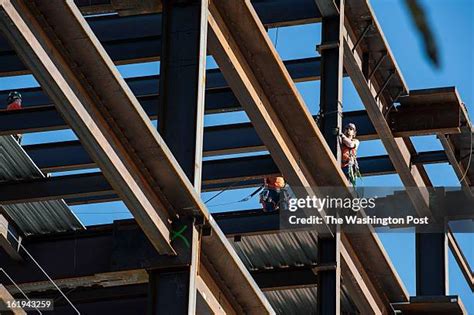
[339,123,361,185]
[6,91,24,144]
[260,176,288,212]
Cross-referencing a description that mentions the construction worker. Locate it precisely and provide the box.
[340,123,361,185]
[6,91,23,144]
[260,176,288,212]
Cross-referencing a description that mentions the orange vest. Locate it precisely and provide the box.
[341,144,356,168]
[7,101,22,111]
[264,176,285,189]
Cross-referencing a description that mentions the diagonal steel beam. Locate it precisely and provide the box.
[342,0,432,219]
[0,284,26,315]
[0,0,180,254]
[207,0,408,312]
[208,0,346,192]
[0,0,322,76]
[447,229,474,291]
[0,2,273,312]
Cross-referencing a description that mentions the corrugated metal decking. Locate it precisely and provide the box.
[0,136,84,235]
[230,231,319,314]
[230,231,319,271]
[265,287,318,314]
[263,285,357,314]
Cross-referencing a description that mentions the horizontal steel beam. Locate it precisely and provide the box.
[0,57,321,113]
[11,273,312,315]
[0,0,180,254]
[0,61,460,146]
[18,133,442,176]
[16,113,380,173]
[3,200,471,295]
[0,0,321,76]
[0,220,317,295]
[0,150,447,205]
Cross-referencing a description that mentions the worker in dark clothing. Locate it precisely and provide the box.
[339,123,361,185]
[6,91,23,144]
[260,176,289,212]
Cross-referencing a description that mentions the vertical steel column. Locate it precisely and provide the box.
[416,230,448,296]
[317,234,341,315]
[318,0,345,162]
[158,0,208,190]
[316,1,344,314]
[151,1,207,314]
[148,222,200,315]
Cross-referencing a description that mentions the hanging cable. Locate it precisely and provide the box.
[0,268,42,314]
[458,130,473,184]
[203,177,256,204]
[207,185,264,208]
[0,222,80,314]
[274,27,280,49]
[458,102,473,184]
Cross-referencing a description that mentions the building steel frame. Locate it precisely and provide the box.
[0,0,472,314]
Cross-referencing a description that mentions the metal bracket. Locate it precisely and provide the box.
[313,263,337,272]
[367,51,387,81]
[392,87,405,104]
[202,224,212,237]
[376,70,395,100]
[316,41,340,54]
[352,21,373,53]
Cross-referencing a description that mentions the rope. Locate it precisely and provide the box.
[203,178,253,204]
[0,268,42,314]
[384,102,395,119]
[0,222,80,314]
[207,185,264,208]
[274,27,280,49]
[458,130,473,184]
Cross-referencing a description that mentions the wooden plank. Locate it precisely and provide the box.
[6,270,149,294]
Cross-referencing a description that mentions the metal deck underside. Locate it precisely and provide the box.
[0,136,83,235]
[230,231,319,271]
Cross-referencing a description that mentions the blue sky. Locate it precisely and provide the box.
[0,0,472,312]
